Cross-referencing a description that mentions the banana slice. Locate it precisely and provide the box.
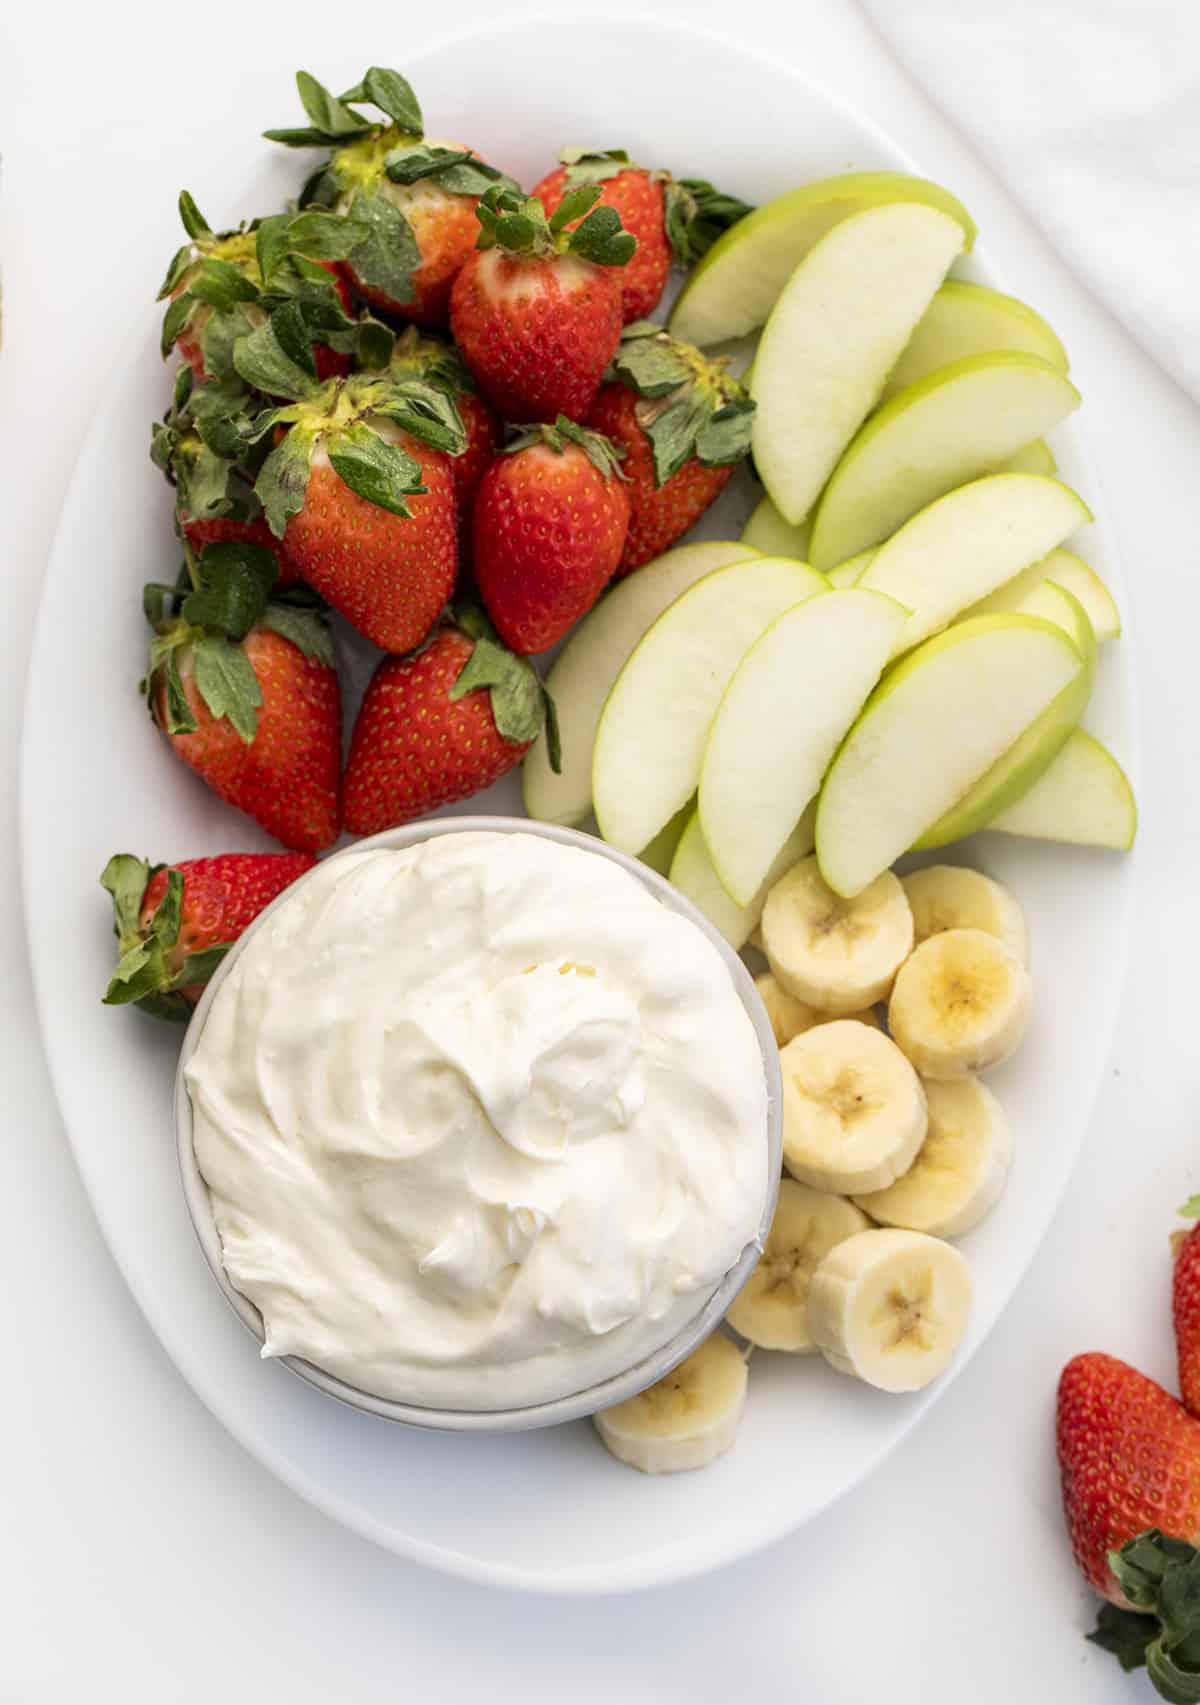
[889,927,1031,1079]
[762,854,913,1015]
[593,1334,748,1474]
[754,974,883,1046]
[855,1075,1012,1237]
[902,864,1029,966]
[727,1180,870,1350]
[807,1227,973,1391]
[781,1019,927,1194]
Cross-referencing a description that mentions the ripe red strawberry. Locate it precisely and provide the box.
[1057,1353,1200,1605]
[265,68,516,326]
[1174,1207,1200,1418]
[159,193,359,386]
[383,327,500,515]
[100,850,314,1019]
[343,610,555,835]
[450,185,635,424]
[532,149,751,322]
[586,325,755,572]
[145,539,341,852]
[472,419,630,654]
[238,320,468,652]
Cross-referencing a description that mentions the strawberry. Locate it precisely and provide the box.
[1174,1202,1200,1418]
[343,609,556,835]
[237,305,467,652]
[383,327,500,515]
[587,325,755,572]
[151,366,304,588]
[450,184,635,424]
[532,149,751,323]
[145,538,341,852]
[158,192,363,386]
[1057,1353,1200,1605]
[1085,1528,1200,1697]
[265,68,517,327]
[100,850,314,1019]
[472,419,630,654]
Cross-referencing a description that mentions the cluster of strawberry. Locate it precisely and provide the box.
[1056,1214,1200,1698]
[106,65,753,1016]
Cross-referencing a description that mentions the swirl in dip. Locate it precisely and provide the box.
[185,830,769,1410]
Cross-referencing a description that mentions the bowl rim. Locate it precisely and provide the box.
[174,815,783,1433]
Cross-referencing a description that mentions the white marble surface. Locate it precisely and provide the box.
[0,2,1196,1700]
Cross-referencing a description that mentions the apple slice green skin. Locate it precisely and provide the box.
[998,439,1057,477]
[741,495,811,561]
[825,550,876,589]
[521,540,760,828]
[751,201,968,527]
[668,806,816,950]
[859,472,1093,654]
[593,557,828,856]
[962,547,1119,642]
[669,171,975,350]
[879,280,1069,403]
[985,729,1136,850]
[915,582,1096,849]
[807,352,1082,572]
[815,613,1083,897]
[700,589,908,905]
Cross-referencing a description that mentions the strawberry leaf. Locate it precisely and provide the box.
[1094,1532,1200,1702]
[149,867,184,952]
[383,143,515,198]
[372,379,467,455]
[157,244,194,301]
[178,944,231,986]
[664,178,754,266]
[1181,1197,1200,1219]
[177,190,211,241]
[233,303,320,400]
[327,421,423,517]
[255,426,317,538]
[1088,1605,1157,1673]
[695,397,756,466]
[354,67,423,134]
[548,184,601,232]
[450,619,546,747]
[187,258,259,313]
[161,649,197,735]
[196,303,264,386]
[355,316,396,372]
[255,214,294,284]
[612,329,693,398]
[193,634,262,743]
[296,70,372,139]
[505,416,626,483]
[567,204,637,267]
[345,188,421,305]
[181,542,277,640]
[560,147,632,186]
[258,603,335,668]
[161,292,195,357]
[99,855,154,949]
[286,209,370,262]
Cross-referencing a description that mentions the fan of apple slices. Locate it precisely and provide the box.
[523,168,1134,937]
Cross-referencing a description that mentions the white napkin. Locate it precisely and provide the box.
[858,0,1200,402]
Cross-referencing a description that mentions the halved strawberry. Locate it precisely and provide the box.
[450,184,635,423]
[145,538,341,852]
[586,324,755,572]
[236,304,467,652]
[158,192,365,385]
[265,67,517,326]
[532,148,751,322]
[100,850,314,1019]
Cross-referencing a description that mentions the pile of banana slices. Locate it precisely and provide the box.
[595,860,1031,1476]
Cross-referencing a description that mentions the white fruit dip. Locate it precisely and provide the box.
[185,830,768,1410]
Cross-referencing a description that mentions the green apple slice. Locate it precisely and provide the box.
[637,802,694,876]
[521,540,759,827]
[998,439,1057,477]
[669,806,816,949]
[741,495,811,560]
[815,614,1083,896]
[961,547,1119,642]
[593,557,827,855]
[826,549,877,589]
[807,352,1082,571]
[751,202,968,525]
[669,171,975,349]
[985,730,1136,849]
[915,581,1096,849]
[700,589,908,904]
[880,280,1068,403]
[859,473,1092,653]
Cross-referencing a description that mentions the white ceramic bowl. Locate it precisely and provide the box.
[174,816,783,1433]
